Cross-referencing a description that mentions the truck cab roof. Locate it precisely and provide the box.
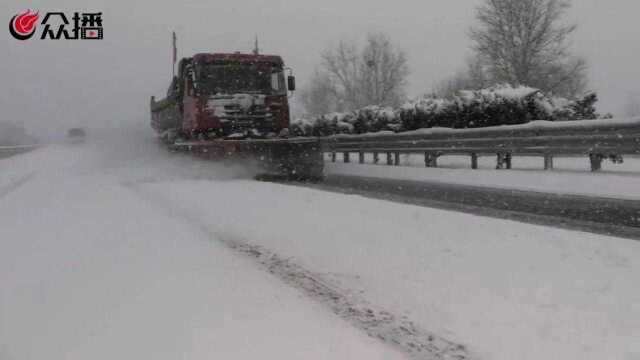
[191,53,284,66]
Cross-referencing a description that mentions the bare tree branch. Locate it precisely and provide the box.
[304,32,410,114]
[468,0,587,97]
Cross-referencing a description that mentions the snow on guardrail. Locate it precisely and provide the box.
[321,117,640,171]
[0,144,40,150]
[0,144,39,158]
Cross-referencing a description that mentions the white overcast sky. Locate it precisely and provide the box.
[2,0,639,136]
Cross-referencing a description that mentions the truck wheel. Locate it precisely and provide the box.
[286,162,324,182]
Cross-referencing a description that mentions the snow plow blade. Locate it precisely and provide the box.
[171,138,324,181]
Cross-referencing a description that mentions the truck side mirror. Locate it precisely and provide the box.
[287,76,296,91]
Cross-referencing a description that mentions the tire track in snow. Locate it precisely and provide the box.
[126,182,473,360]
[0,173,36,200]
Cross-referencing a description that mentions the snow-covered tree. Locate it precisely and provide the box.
[320,40,360,111]
[308,32,409,113]
[358,33,409,108]
[469,0,588,98]
[298,70,339,116]
[434,56,490,98]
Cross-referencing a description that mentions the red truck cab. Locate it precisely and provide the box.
[151,52,295,141]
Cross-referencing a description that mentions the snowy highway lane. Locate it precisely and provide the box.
[287,173,640,240]
[2,127,640,360]
[0,140,404,360]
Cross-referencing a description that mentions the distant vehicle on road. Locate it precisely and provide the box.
[67,128,87,144]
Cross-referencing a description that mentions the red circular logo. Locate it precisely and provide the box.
[9,10,39,40]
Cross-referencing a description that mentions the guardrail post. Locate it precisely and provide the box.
[496,153,513,170]
[331,152,336,162]
[544,154,554,170]
[386,152,393,165]
[471,153,478,169]
[425,152,438,167]
[496,153,505,169]
[343,152,350,163]
[394,152,401,166]
[373,151,379,164]
[359,151,365,164]
[589,154,603,172]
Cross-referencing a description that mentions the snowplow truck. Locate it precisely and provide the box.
[150,52,323,180]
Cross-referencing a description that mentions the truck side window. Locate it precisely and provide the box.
[271,72,285,94]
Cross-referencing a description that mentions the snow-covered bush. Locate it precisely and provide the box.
[400,85,599,131]
[291,85,600,136]
[291,106,400,137]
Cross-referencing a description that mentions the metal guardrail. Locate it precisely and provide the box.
[0,144,39,159]
[321,118,640,171]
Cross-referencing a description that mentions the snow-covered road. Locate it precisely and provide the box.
[0,133,404,360]
[2,125,639,360]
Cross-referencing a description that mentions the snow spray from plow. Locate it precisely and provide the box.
[169,138,324,180]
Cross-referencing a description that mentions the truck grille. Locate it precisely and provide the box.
[220,104,271,120]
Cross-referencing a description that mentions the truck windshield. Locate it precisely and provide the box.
[197,64,286,95]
